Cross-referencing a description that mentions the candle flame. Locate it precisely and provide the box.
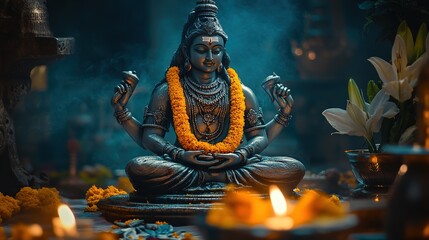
[269,185,287,216]
[58,204,76,229]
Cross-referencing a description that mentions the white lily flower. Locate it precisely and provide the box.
[368,35,427,102]
[322,90,399,144]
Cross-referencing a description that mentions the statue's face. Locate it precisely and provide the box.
[189,35,224,73]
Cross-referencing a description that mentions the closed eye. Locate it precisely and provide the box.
[194,45,208,54]
[212,47,223,54]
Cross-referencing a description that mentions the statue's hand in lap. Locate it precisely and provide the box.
[208,153,243,170]
[178,150,219,168]
[273,83,294,115]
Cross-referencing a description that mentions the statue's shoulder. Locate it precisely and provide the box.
[149,81,170,103]
[151,81,169,96]
[240,84,258,103]
[240,84,254,95]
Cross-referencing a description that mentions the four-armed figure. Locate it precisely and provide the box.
[111,0,305,195]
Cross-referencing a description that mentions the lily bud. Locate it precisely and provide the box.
[348,78,366,112]
[414,23,427,61]
[397,21,414,63]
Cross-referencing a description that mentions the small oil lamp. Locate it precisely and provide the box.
[265,185,294,230]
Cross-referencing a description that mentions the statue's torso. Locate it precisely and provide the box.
[144,75,264,148]
[181,76,230,143]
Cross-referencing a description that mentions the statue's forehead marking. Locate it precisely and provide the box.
[202,36,219,45]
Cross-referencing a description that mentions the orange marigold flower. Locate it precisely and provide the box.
[103,186,127,199]
[0,193,20,223]
[85,185,127,212]
[85,185,104,212]
[37,187,61,210]
[15,187,61,212]
[290,190,345,227]
[206,188,272,228]
[183,232,194,240]
[15,187,40,210]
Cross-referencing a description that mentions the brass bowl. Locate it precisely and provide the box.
[345,150,403,187]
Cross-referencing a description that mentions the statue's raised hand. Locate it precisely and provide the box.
[111,71,139,111]
[178,150,219,168]
[273,83,294,115]
[262,73,293,115]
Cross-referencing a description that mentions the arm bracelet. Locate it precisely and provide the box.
[274,111,292,127]
[114,108,132,124]
[162,143,183,162]
[236,146,255,159]
[234,148,248,165]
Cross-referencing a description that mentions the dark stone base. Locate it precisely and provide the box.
[97,183,232,225]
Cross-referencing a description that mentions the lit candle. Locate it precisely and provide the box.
[265,185,294,230]
[52,204,95,240]
[53,204,77,238]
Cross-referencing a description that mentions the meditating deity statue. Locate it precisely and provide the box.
[111,0,305,195]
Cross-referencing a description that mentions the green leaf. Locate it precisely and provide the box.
[414,23,427,60]
[367,80,380,103]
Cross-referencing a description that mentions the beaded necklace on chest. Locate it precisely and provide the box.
[182,76,229,142]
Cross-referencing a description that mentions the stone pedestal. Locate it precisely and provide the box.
[97,183,267,225]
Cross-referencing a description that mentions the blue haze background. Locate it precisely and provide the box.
[13,0,392,174]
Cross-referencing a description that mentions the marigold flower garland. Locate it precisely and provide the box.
[166,66,245,153]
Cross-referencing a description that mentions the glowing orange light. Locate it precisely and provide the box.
[266,185,294,230]
[424,223,429,237]
[398,164,408,176]
[54,204,77,237]
[270,185,287,216]
[370,156,378,164]
[308,51,316,60]
[374,194,380,203]
[294,48,303,56]
[29,224,43,237]
[58,204,76,229]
